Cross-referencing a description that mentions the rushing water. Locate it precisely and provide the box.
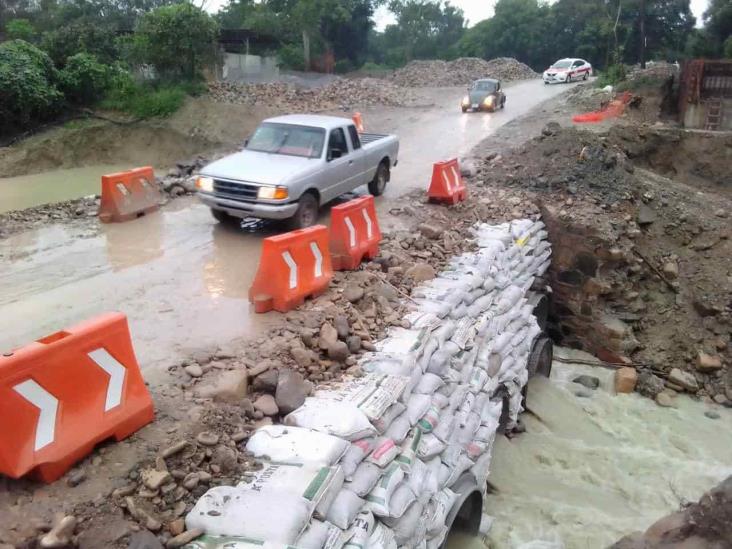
[448,347,732,549]
[0,165,128,213]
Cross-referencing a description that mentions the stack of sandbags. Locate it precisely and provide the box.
[184,218,551,549]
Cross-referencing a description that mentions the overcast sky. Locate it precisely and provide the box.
[203,0,710,31]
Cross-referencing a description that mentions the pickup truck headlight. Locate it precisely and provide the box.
[258,186,289,200]
[196,176,214,192]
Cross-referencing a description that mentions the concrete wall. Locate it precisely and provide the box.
[683,99,732,130]
[222,53,280,83]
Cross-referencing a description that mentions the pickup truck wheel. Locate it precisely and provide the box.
[290,193,319,230]
[368,162,389,196]
[211,208,238,226]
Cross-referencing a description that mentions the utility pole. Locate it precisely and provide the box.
[639,0,646,69]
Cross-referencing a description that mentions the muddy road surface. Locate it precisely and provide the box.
[0,80,578,383]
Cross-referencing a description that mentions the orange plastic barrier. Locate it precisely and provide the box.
[352,112,365,133]
[0,313,154,482]
[249,225,334,313]
[428,158,467,205]
[573,92,633,124]
[98,166,162,223]
[330,196,382,270]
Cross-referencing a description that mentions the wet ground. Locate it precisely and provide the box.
[0,80,578,382]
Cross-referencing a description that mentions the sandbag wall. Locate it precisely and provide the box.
[183,219,552,549]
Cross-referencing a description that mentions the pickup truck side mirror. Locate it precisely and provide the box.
[328,148,343,161]
[243,139,249,148]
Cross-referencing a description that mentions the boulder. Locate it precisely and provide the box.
[614,367,638,394]
[636,204,657,226]
[319,322,339,350]
[572,375,600,390]
[253,394,279,416]
[636,371,665,398]
[328,341,350,362]
[290,347,313,368]
[194,370,248,403]
[343,285,365,303]
[406,263,436,283]
[697,352,722,372]
[252,369,279,392]
[334,315,350,339]
[668,368,699,392]
[655,391,676,408]
[418,223,442,240]
[275,370,309,414]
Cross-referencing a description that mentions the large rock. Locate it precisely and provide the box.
[328,341,350,362]
[636,371,665,398]
[127,531,164,549]
[614,367,638,394]
[194,370,248,403]
[290,347,313,368]
[697,351,723,372]
[418,223,442,240]
[573,375,600,390]
[343,285,365,303]
[636,204,657,225]
[334,315,350,339]
[319,322,339,350]
[406,263,436,283]
[667,368,699,392]
[252,369,278,392]
[253,394,279,416]
[275,370,309,414]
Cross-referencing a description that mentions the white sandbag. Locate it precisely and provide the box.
[325,489,365,529]
[417,433,446,460]
[410,299,451,318]
[425,489,458,537]
[426,527,449,549]
[449,412,480,445]
[431,393,449,409]
[414,373,443,394]
[384,414,411,443]
[366,522,397,549]
[185,486,310,543]
[364,463,404,516]
[447,385,469,414]
[377,327,430,356]
[426,350,451,376]
[341,438,376,480]
[360,354,415,378]
[346,462,382,497]
[432,412,454,443]
[443,454,474,488]
[381,501,424,545]
[372,402,406,434]
[406,393,432,425]
[297,520,344,549]
[494,286,524,314]
[479,398,503,427]
[285,398,377,441]
[450,317,476,350]
[471,449,494,486]
[404,311,443,331]
[246,425,349,466]
[405,458,428,498]
[241,462,344,520]
[367,437,399,467]
[468,368,488,393]
[395,429,422,471]
[436,382,456,397]
[387,483,417,519]
[492,332,514,355]
[343,510,375,549]
[448,303,469,320]
[182,535,297,549]
[416,405,440,434]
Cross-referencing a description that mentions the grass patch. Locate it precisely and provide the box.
[595,64,627,88]
[101,82,189,119]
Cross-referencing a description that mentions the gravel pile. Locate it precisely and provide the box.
[390,57,539,87]
[208,78,417,110]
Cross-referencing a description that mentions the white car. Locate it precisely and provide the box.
[543,58,592,84]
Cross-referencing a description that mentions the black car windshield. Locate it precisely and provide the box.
[552,60,572,69]
[472,81,496,92]
[247,123,325,158]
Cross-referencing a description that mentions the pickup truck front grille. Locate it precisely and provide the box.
[213,179,259,202]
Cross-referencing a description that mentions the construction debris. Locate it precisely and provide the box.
[390,57,539,87]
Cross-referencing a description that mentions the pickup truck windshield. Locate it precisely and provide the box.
[247,123,325,158]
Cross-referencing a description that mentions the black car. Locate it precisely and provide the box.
[461,78,506,113]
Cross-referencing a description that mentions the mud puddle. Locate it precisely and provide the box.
[0,165,128,213]
[450,348,732,549]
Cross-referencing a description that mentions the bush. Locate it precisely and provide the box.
[596,63,627,88]
[0,40,63,135]
[725,37,732,59]
[59,53,113,105]
[41,19,119,66]
[277,44,306,71]
[334,59,353,74]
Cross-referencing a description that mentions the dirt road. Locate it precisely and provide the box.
[0,80,578,383]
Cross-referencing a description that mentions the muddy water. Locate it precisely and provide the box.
[448,348,732,549]
[0,165,128,213]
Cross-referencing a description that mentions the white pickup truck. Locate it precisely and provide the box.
[196,114,400,228]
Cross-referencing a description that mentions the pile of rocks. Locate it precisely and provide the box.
[208,78,417,111]
[563,84,614,111]
[390,57,538,87]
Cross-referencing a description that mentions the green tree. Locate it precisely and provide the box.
[41,17,120,65]
[6,18,36,41]
[0,40,63,135]
[59,52,113,104]
[131,3,219,80]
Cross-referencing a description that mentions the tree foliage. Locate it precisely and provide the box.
[0,40,63,134]
[6,18,36,41]
[130,3,218,79]
[59,52,113,104]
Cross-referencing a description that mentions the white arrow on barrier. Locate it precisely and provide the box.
[282,251,298,289]
[13,380,59,451]
[450,165,461,189]
[362,208,374,239]
[88,348,127,411]
[441,170,453,192]
[344,216,356,248]
[310,242,324,278]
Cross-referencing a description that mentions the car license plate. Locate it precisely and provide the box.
[472,104,479,109]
